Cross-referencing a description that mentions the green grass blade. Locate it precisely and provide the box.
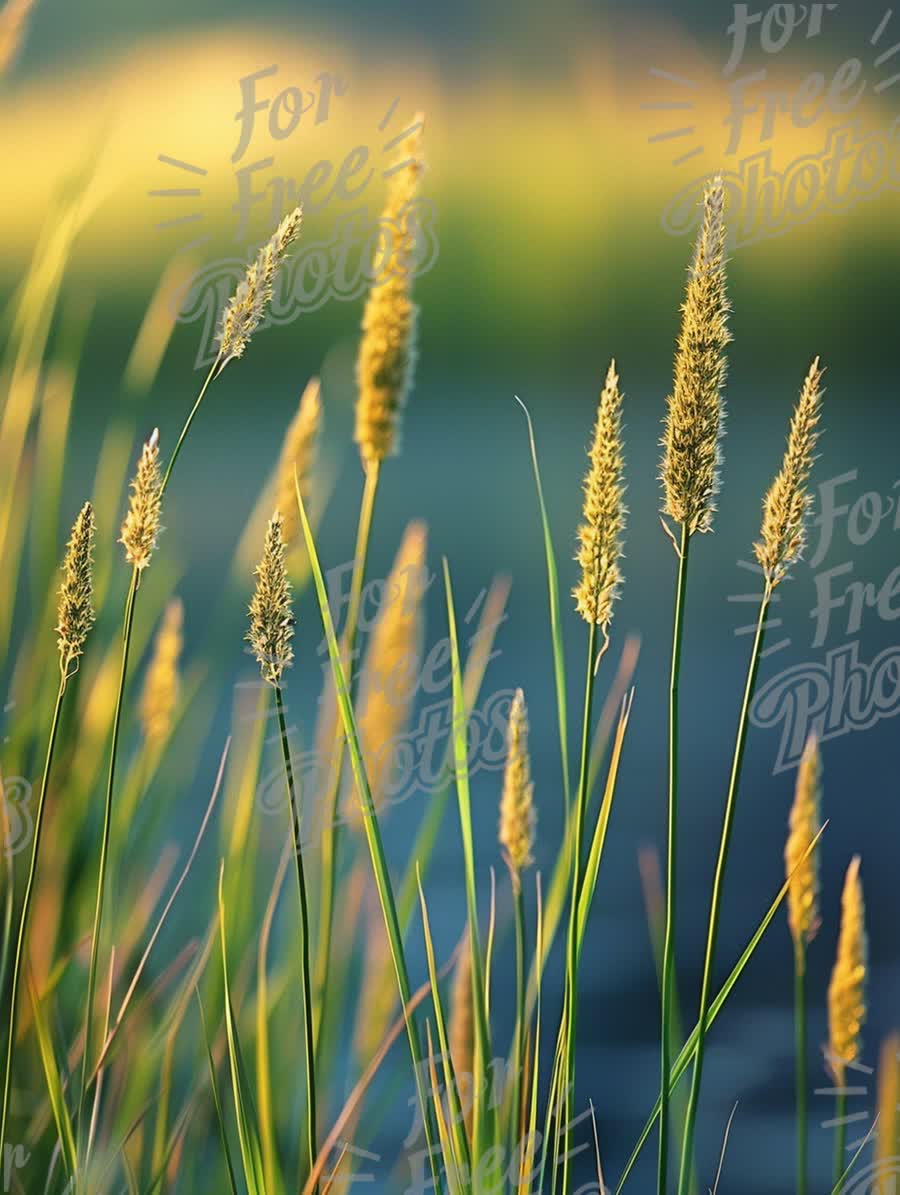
[197,991,240,1195]
[614,820,829,1192]
[28,974,77,1181]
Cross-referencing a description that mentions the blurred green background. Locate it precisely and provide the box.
[3,1,900,1191]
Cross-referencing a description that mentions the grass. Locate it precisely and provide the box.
[0,155,877,1195]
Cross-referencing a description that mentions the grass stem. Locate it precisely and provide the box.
[677,584,772,1194]
[833,1088,847,1189]
[0,674,67,1156]
[274,684,318,1190]
[658,524,691,1194]
[795,944,808,1195]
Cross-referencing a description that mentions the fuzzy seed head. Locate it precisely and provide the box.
[449,934,474,1111]
[354,117,424,466]
[755,358,824,587]
[247,512,294,686]
[352,522,428,816]
[876,1032,900,1169]
[141,598,183,744]
[276,377,322,545]
[661,176,730,535]
[499,688,535,877]
[573,359,627,628]
[56,502,96,675]
[217,206,303,365]
[120,430,163,572]
[828,856,867,1082]
[785,734,821,951]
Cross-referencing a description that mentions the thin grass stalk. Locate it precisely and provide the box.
[76,566,139,1172]
[677,584,772,1194]
[511,879,526,1148]
[295,475,443,1195]
[794,944,808,1195]
[833,1089,847,1186]
[560,618,598,1195]
[0,676,66,1156]
[314,460,379,1060]
[274,683,318,1189]
[159,357,220,497]
[658,524,691,1193]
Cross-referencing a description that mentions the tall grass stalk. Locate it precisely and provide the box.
[676,583,771,1193]
[313,459,379,1059]
[794,946,808,1195]
[658,523,690,1193]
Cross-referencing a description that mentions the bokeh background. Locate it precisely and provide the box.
[2,0,899,1190]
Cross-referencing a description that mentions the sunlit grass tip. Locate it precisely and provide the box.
[660,174,730,536]
[573,358,626,630]
[755,357,825,587]
[56,500,96,677]
[217,205,303,366]
[499,687,535,881]
[828,855,867,1083]
[785,734,822,954]
[247,511,294,687]
[140,597,184,745]
[120,428,163,572]
[277,376,322,545]
[354,114,425,466]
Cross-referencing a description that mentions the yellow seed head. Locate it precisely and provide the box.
[276,377,322,545]
[573,359,627,628]
[120,429,163,572]
[876,1032,900,1169]
[353,521,428,813]
[499,688,535,877]
[828,856,867,1082]
[247,512,294,686]
[755,358,824,587]
[354,117,424,466]
[218,206,303,365]
[661,176,730,535]
[785,734,821,951]
[56,501,96,676]
[141,599,184,745]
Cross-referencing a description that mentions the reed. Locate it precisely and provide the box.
[828,856,867,1184]
[658,175,730,1195]
[785,735,822,1195]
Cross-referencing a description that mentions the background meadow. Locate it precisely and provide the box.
[1,1,900,1192]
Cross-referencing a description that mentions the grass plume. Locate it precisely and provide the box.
[499,687,536,879]
[828,855,867,1183]
[276,377,322,545]
[119,428,163,574]
[660,175,730,537]
[55,500,96,677]
[140,598,183,746]
[247,512,294,687]
[755,358,825,587]
[354,116,424,466]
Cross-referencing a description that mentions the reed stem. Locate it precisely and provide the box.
[561,618,598,1194]
[313,461,379,1060]
[833,1088,847,1188]
[160,358,220,497]
[0,675,67,1156]
[677,585,772,1194]
[77,566,139,1173]
[275,684,318,1190]
[658,524,691,1194]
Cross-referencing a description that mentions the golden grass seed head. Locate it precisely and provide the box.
[499,687,535,877]
[120,429,163,572]
[352,521,428,816]
[247,512,294,686]
[140,598,184,745]
[354,117,424,467]
[755,358,824,587]
[785,734,821,951]
[876,1032,900,1168]
[276,377,322,545]
[573,359,627,629]
[828,855,867,1082]
[217,205,303,365]
[56,501,96,675]
[660,175,730,535]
